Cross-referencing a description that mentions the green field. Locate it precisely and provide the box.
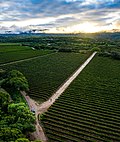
[41,55,120,142]
[1,52,91,102]
[0,44,53,64]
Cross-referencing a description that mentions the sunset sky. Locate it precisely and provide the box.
[0,0,120,33]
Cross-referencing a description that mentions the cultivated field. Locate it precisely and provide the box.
[41,55,120,142]
[1,34,120,142]
[0,43,52,64]
[1,50,91,102]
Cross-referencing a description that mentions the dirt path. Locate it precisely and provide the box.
[21,52,97,142]
[0,52,56,67]
[38,51,97,114]
[21,91,47,142]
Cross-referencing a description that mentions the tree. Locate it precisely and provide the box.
[0,102,35,141]
[0,70,36,142]
[3,70,29,91]
[8,103,35,133]
[0,89,10,112]
[91,47,101,52]
[0,69,6,86]
[0,69,6,79]
[0,127,24,142]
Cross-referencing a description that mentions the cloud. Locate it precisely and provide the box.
[0,0,120,33]
[112,19,120,28]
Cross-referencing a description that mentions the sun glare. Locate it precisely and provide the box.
[70,22,101,33]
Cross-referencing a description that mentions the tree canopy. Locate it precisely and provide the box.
[0,70,36,142]
[2,70,29,91]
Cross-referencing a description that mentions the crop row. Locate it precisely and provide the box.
[44,109,120,132]
[43,120,120,141]
[41,55,120,142]
[2,52,91,102]
[47,108,120,128]
[0,44,53,64]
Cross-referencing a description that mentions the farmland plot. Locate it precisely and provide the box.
[42,55,120,142]
[0,44,52,64]
[2,52,91,102]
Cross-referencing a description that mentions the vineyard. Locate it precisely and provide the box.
[1,52,91,102]
[41,55,120,142]
[0,43,52,64]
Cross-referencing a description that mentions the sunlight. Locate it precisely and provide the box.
[70,22,101,33]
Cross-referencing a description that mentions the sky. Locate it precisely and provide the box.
[0,0,120,33]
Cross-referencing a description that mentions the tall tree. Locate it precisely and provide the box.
[3,70,29,91]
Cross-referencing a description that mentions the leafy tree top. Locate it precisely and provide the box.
[3,70,29,91]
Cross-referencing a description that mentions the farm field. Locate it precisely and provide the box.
[0,43,53,64]
[1,51,91,103]
[41,55,120,142]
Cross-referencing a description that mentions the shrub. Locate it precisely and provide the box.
[91,47,101,52]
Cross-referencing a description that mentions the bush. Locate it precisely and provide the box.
[98,52,111,57]
[91,47,101,52]
[99,51,120,60]
[111,51,120,60]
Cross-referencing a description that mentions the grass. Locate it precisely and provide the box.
[1,52,91,103]
[41,55,120,142]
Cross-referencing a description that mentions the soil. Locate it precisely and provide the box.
[21,52,97,142]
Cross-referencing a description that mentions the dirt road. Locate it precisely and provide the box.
[22,91,47,142]
[38,51,97,113]
[21,52,97,141]
[0,52,56,67]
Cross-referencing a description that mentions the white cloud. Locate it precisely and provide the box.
[0,0,120,33]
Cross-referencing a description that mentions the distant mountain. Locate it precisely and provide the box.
[0,25,48,34]
[0,24,120,34]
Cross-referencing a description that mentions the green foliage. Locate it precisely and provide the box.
[0,44,52,64]
[9,90,26,103]
[32,140,42,142]
[0,69,6,78]
[15,138,30,142]
[0,101,35,141]
[39,113,45,120]
[0,70,35,142]
[42,55,120,142]
[0,89,10,111]
[4,70,29,91]
[0,69,6,86]
[8,103,35,132]
[111,51,120,60]
[91,47,101,52]
[2,52,91,102]
[8,69,24,78]
[99,51,120,60]
[0,127,24,142]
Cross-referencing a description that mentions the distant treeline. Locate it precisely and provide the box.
[0,33,120,53]
[99,51,120,60]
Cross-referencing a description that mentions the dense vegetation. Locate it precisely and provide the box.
[0,33,120,141]
[41,55,120,142]
[99,51,120,60]
[0,33,120,53]
[2,52,91,103]
[0,70,38,142]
